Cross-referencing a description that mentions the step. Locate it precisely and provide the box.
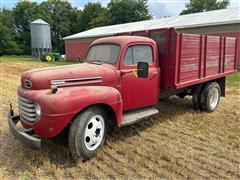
[120,107,159,127]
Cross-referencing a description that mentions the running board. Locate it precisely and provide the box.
[120,107,159,127]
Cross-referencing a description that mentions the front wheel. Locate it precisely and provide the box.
[68,106,108,160]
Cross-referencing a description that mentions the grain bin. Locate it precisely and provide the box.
[30,19,52,58]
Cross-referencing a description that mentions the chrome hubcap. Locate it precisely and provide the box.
[210,88,219,109]
[84,115,105,151]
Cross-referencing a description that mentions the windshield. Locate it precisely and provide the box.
[86,44,120,64]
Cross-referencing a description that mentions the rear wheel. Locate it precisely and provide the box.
[192,84,203,110]
[200,82,221,112]
[40,54,46,62]
[68,106,107,160]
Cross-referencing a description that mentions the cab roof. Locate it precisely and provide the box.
[91,36,156,47]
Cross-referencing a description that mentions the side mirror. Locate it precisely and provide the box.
[137,62,149,78]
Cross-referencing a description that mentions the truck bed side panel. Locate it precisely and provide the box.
[173,33,237,89]
[148,29,237,90]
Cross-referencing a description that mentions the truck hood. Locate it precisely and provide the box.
[21,63,118,90]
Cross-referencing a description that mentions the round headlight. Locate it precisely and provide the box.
[35,103,41,117]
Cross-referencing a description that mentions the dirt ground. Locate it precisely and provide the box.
[0,57,239,179]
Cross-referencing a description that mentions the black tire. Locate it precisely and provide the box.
[40,54,46,62]
[161,96,170,101]
[55,56,60,61]
[68,106,108,160]
[200,82,221,112]
[192,84,204,110]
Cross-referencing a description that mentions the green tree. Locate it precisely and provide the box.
[107,0,151,25]
[13,1,48,54]
[13,0,77,54]
[78,2,107,32]
[1,0,153,55]
[70,9,83,34]
[180,0,230,15]
[0,9,22,55]
[40,0,77,53]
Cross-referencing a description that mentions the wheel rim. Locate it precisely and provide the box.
[84,115,105,151]
[46,56,52,61]
[210,88,219,109]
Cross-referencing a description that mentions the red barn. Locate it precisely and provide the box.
[63,8,240,69]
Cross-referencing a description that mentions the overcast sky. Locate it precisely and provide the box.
[1,0,239,18]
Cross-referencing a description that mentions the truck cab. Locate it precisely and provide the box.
[87,36,160,111]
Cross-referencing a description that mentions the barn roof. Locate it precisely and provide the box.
[63,8,240,40]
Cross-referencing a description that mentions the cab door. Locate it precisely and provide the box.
[120,44,159,111]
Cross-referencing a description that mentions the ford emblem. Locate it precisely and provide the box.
[24,79,32,88]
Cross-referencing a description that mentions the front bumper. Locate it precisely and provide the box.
[8,104,41,149]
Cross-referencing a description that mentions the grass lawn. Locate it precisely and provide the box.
[226,71,240,88]
[0,55,76,66]
[227,71,240,82]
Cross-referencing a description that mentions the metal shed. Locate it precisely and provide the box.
[63,8,240,68]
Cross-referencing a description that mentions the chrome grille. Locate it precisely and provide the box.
[18,96,37,122]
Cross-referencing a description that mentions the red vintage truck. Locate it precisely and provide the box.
[8,28,238,160]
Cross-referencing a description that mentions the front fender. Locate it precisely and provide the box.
[19,86,123,137]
